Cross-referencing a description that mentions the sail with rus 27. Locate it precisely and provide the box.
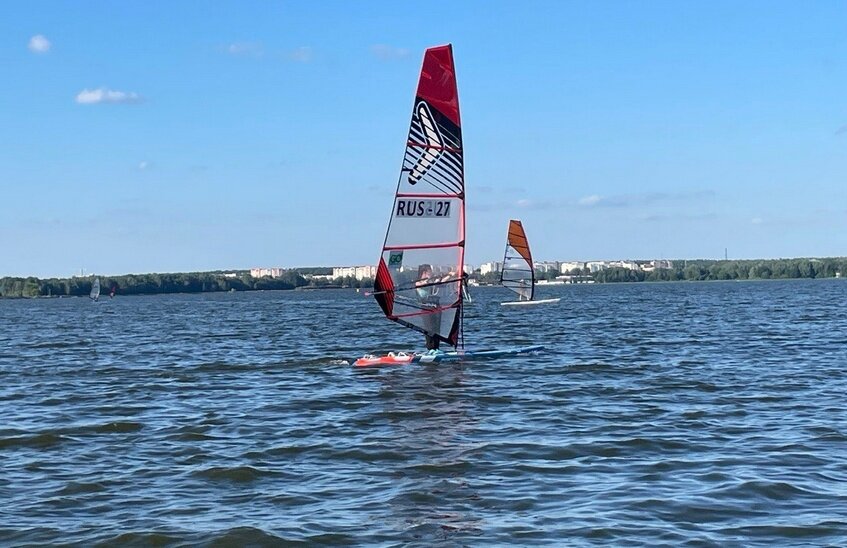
[372,44,465,348]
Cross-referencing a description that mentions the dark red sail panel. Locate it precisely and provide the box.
[416,44,460,128]
[374,258,395,317]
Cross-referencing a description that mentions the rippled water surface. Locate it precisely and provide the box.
[2,280,846,546]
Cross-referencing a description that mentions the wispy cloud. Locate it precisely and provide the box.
[225,42,263,57]
[751,217,763,225]
[287,46,314,63]
[836,124,847,136]
[370,44,410,61]
[470,197,555,212]
[515,198,554,210]
[138,161,150,171]
[75,88,142,105]
[578,194,602,206]
[476,185,525,195]
[471,189,715,214]
[28,34,51,54]
[222,43,314,63]
[640,212,719,223]
[577,190,715,208]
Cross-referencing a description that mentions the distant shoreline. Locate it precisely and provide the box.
[2,257,845,298]
[3,276,844,301]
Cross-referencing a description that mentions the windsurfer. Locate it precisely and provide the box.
[415,264,434,298]
[415,264,441,350]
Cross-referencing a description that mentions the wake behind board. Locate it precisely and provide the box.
[417,345,545,363]
[501,298,561,306]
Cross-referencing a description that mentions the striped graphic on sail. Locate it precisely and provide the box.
[500,220,535,301]
[373,44,465,347]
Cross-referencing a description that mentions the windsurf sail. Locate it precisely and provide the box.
[372,44,465,348]
[90,277,101,301]
[500,220,535,301]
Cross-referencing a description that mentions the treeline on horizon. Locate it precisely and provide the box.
[2,258,845,298]
[589,257,847,283]
[0,269,329,299]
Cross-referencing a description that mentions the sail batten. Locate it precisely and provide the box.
[500,220,535,301]
[373,44,465,348]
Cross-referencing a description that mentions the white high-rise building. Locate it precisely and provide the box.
[480,262,502,275]
[533,261,561,273]
[332,265,377,280]
[250,267,285,278]
[559,261,584,274]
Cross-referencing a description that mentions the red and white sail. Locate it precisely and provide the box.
[373,44,465,347]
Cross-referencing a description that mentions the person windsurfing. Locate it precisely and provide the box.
[415,264,441,350]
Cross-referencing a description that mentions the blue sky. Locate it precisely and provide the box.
[1,1,845,277]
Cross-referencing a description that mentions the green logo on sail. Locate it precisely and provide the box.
[388,251,404,267]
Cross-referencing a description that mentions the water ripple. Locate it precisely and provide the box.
[1,281,846,545]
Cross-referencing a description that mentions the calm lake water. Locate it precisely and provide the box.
[2,280,846,546]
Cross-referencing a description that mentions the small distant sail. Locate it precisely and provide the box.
[500,220,534,301]
[372,44,465,348]
[90,277,101,301]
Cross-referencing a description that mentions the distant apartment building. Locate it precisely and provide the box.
[223,273,238,278]
[559,261,584,274]
[480,262,502,275]
[250,267,285,278]
[609,260,640,270]
[585,261,609,273]
[333,265,377,280]
[580,260,675,273]
[533,261,561,273]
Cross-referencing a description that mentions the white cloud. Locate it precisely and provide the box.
[75,88,142,105]
[513,198,553,210]
[578,194,602,206]
[370,44,410,61]
[288,47,313,63]
[28,34,51,53]
[751,217,763,225]
[226,42,263,56]
[138,161,149,171]
[577,190,715,208]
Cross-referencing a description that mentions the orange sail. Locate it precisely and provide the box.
[500,220,535,301]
